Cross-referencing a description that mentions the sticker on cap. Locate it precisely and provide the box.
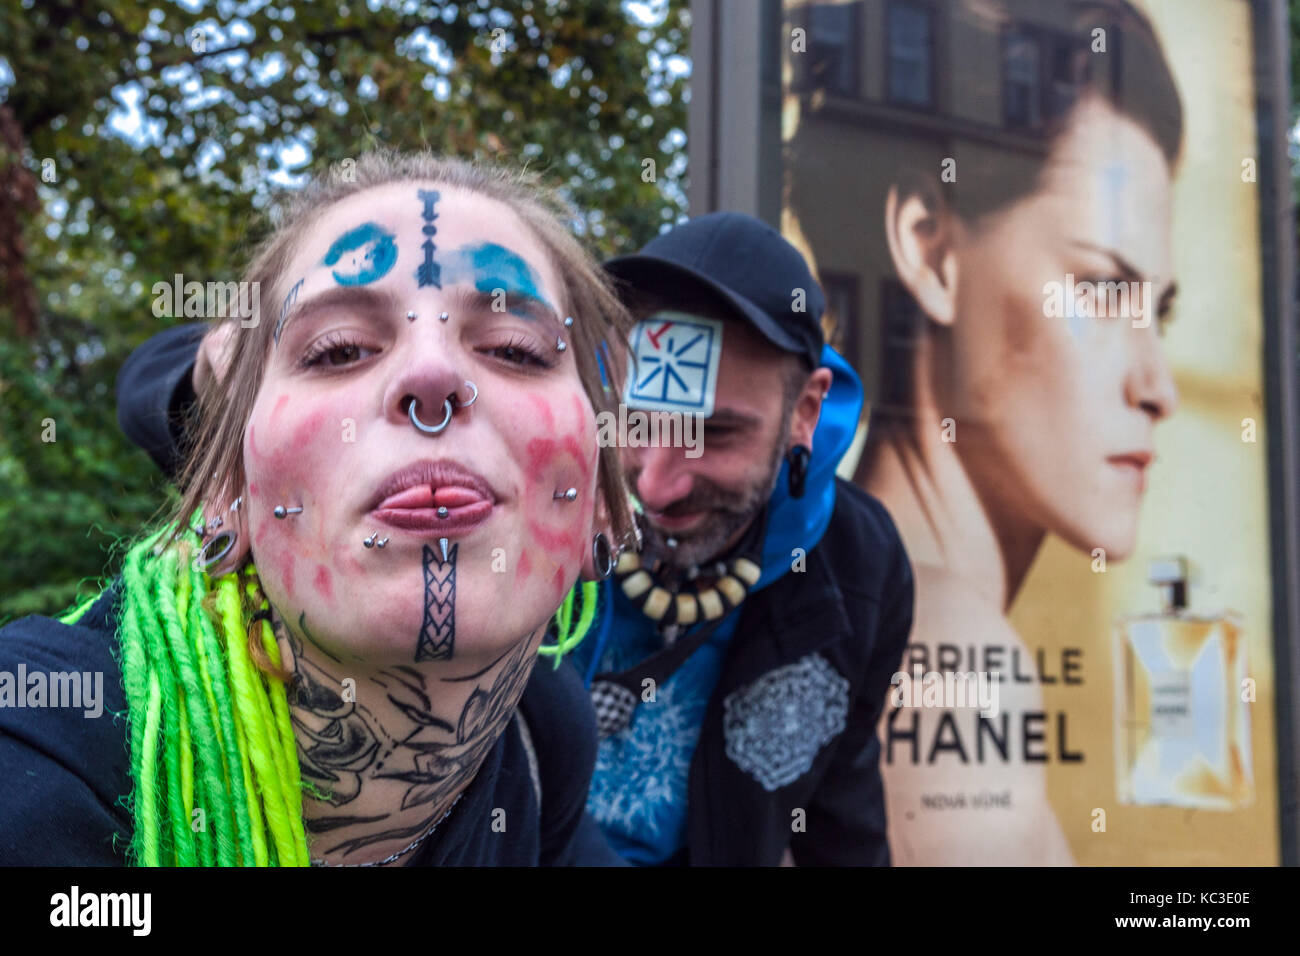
[624,312,723,417]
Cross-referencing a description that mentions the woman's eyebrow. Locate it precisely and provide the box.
[446,286,564,331]
[276,285,405,345]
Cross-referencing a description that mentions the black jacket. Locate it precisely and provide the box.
[678,479,912,866]
[0,583,613,865]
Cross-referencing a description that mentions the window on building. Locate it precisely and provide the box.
[886,0,934,108]
[797,2,862,97]
[1003,30,1042,128]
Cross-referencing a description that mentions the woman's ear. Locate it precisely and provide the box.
[192,490,252,578]
[884,182,961,327]
[579,493,617,582]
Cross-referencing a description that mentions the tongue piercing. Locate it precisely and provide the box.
[554,488,578,502]
[273,505,304,519]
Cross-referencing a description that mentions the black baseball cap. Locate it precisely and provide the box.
[604,212,825,370]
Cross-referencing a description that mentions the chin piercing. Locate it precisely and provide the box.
[555,337,567,352]
[364,534,376,549]
[439,312,450,322]
[439,537,450,562]
[273,505,304,519]
[563,316,573,328]
[377,537,388,548]
[554,488,578,502]
[456,381,478,408]
[406,310,418,322]
[666,537,678,549]
[437,506,449,519]
[409,396,454,435]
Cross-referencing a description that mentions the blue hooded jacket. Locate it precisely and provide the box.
[571,343,863,864]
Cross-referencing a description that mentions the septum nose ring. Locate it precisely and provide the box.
[407,381,477,435]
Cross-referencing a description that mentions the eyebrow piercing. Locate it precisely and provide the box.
[556,337,567,352]
[406,310,418,322]
[273,505,304,519]
[439,312,450,322]
[554,488,578,502]
[564,316,573,328]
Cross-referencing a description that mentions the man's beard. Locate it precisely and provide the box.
[634,434,788,575]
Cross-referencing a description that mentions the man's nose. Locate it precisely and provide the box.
[631,445,694,512]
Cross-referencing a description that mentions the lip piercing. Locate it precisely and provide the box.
[409,397,454,435]
[455,381,478,408]
[406,310,417,322]
[666,537,678,549]
[437,506,449,519]
[556,337,567,352]
[273,505,304,519]
[364,533,389,549]
[554,488,578,501]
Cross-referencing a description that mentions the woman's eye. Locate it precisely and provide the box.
[302,339,375,368]
[487,338,551,368]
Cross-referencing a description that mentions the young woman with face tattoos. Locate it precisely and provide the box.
[0,151,635,866]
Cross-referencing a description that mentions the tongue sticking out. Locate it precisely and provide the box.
[376,484,488,510]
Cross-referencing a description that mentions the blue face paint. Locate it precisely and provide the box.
[322,223,398,286]
[441,242,552,316]
[415,189,442,288]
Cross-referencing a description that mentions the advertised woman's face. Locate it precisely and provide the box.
[243,183,598,666]
[942,96,1179,560]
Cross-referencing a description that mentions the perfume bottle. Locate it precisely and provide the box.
[1113,557,1252,809]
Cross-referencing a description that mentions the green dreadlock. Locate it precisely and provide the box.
[59,525,601,867]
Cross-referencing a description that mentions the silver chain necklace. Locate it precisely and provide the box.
[309,793,463,868]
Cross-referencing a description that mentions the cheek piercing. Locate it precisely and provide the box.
[554,488,578,501]
[273,505,304,519]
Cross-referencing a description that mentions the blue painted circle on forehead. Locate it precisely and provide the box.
[322,223,398,286]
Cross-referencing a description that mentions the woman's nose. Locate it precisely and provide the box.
[1125,325,1179,422]
[382,341,469,433]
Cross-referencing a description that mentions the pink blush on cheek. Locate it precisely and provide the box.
[291,407,329,452]
[313,564,334,603]
[516,549,532,582]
